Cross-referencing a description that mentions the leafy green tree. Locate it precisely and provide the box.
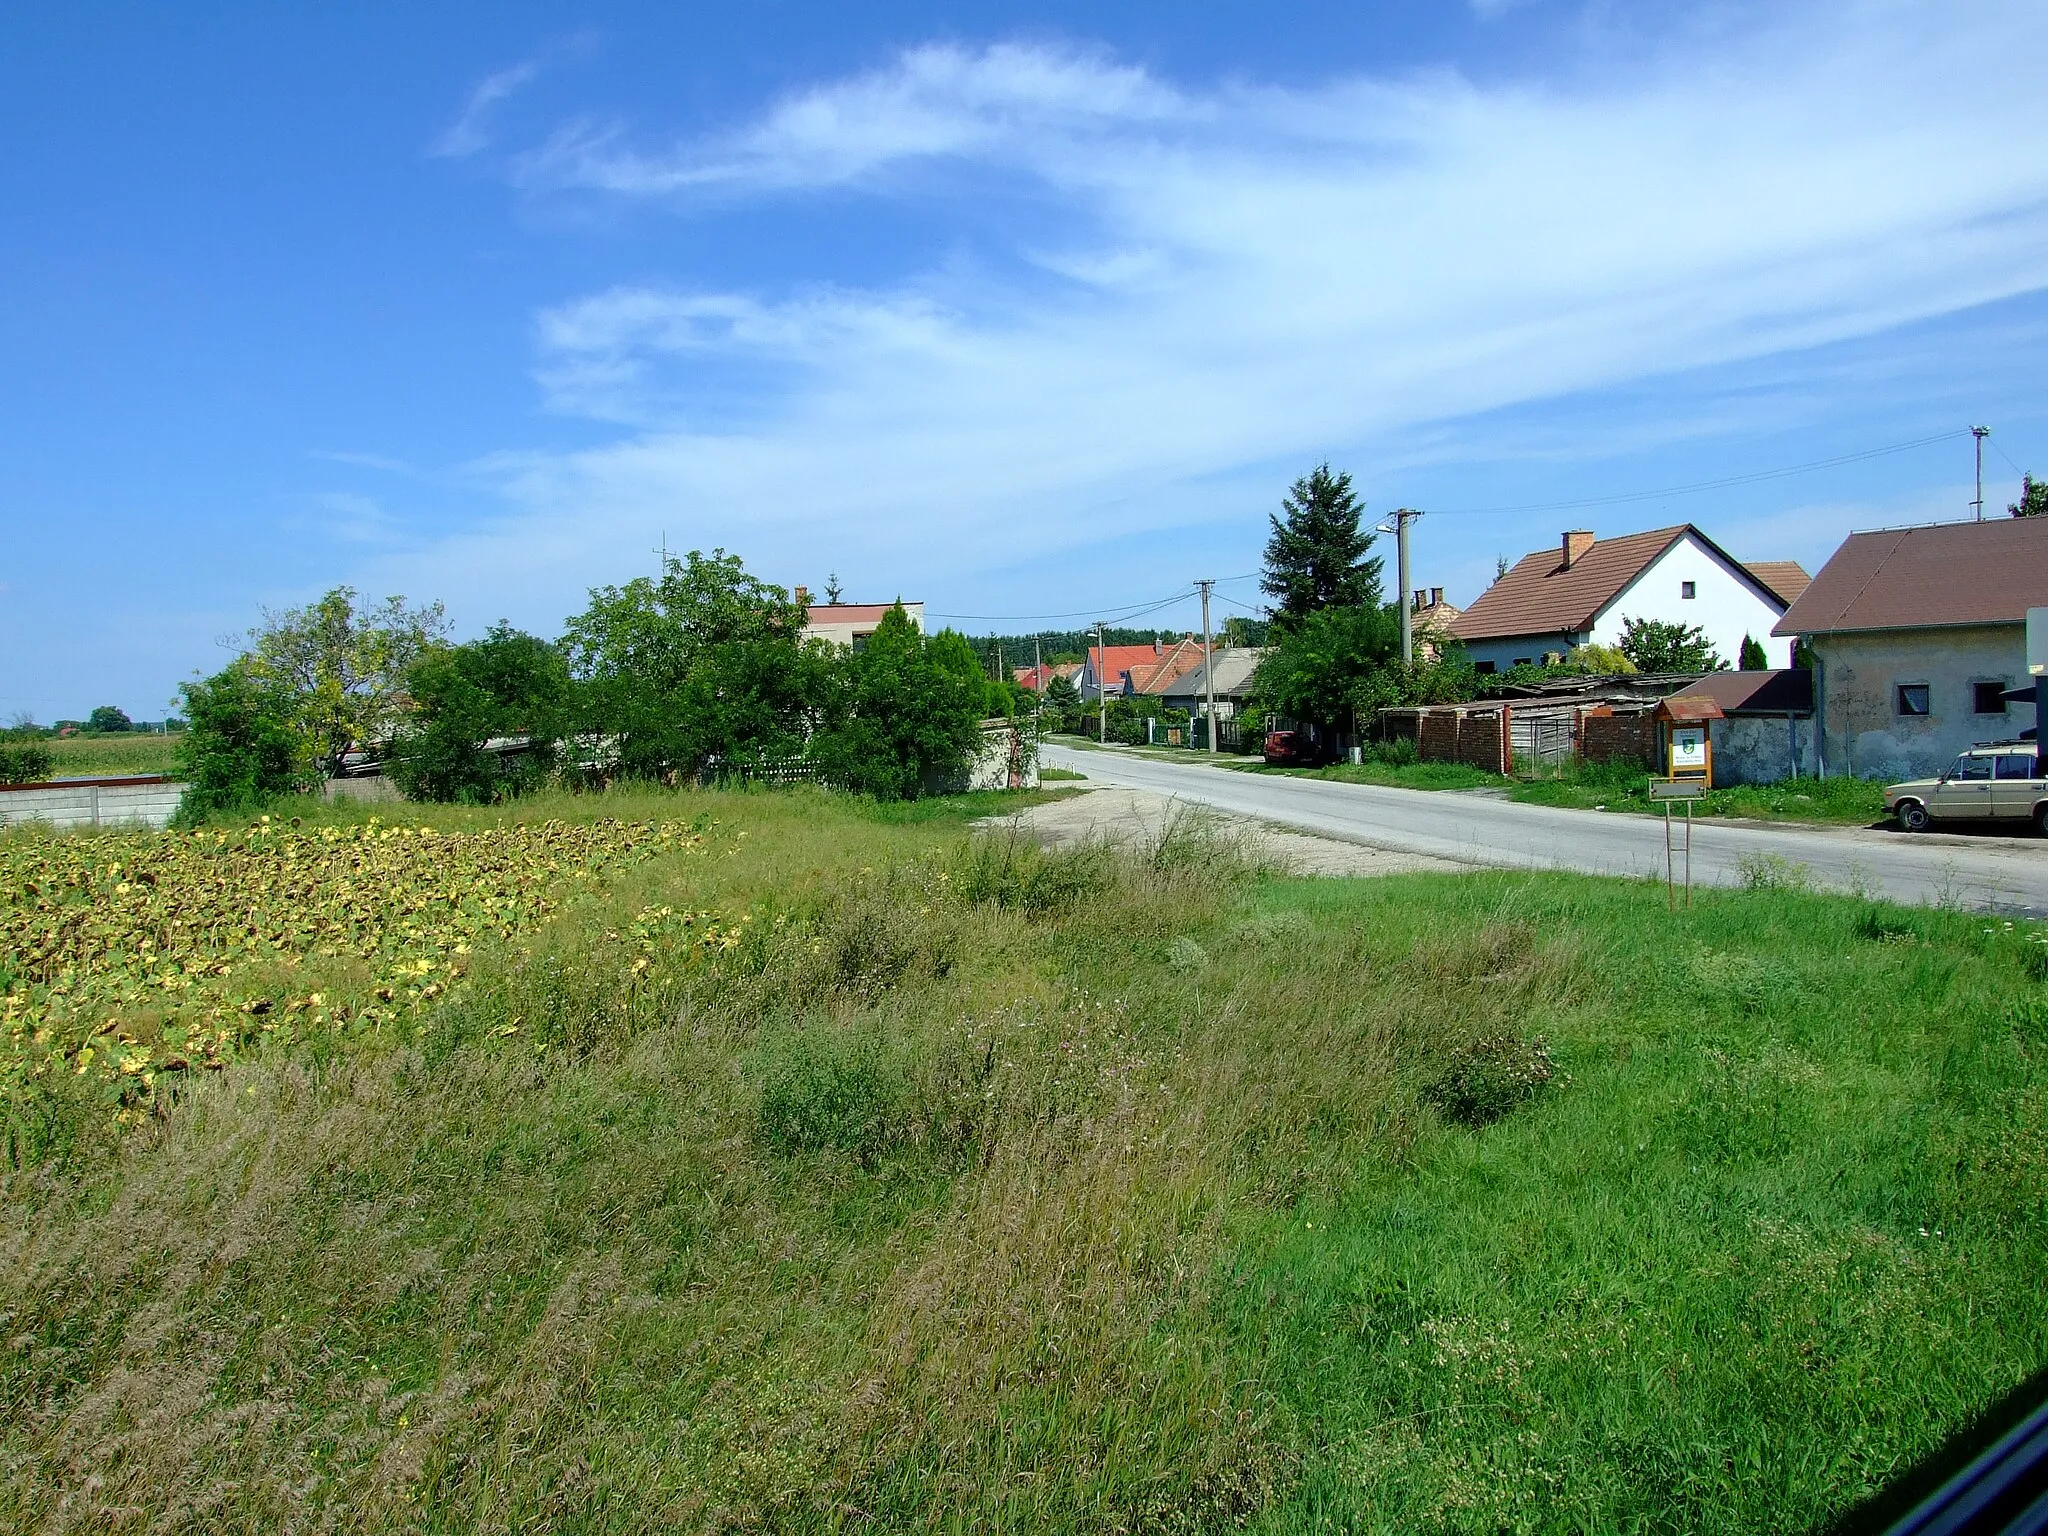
[809,607,987,798]
[386,625,571,803]
[562,550,827,782]
[1617,616,1725,674]
[1261,465,1382,628]
[1562,643,1637,675]
[2009,474,2048,517]
[1739,634,1769,670]
[1222,615,1270,647]
[86,705,132,733]
[248,586,449,777]
[1249,604,1399,731]
[174,662,310,821]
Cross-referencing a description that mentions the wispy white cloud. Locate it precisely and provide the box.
[433,60,543,159]
[379,1,2048,626]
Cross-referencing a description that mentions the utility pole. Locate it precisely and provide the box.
[1379,508,1424,662]
[1195,579,1217,754]
[1095,621,1107,744]
[1973,426,1990,520]
[1034,634,1043,745]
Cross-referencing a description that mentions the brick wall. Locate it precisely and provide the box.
[1581,707,1657,768]
[1456,707,1509,775]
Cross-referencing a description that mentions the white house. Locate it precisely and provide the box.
[1449,526,1806,673]
[1774,516,2048,780]
[799,591,924,650]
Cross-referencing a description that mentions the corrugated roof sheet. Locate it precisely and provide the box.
[1773,518,2048,636]
[1450,527,1689,641]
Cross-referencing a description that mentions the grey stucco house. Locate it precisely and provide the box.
[1773,516,2048,780]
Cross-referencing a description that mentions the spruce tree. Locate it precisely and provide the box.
[1261,464,1382,628]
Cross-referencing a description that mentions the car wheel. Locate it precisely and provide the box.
[1897,800,1931,833]
[2036,802,2048,838]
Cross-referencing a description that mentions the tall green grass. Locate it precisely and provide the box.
[2,787,2042,1532]
[35,731,184,779]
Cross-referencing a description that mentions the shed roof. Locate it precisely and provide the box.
[1774,517,2048,635]
[1671,668,1814,715]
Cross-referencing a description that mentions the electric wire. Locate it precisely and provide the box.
[1427,428,1972,516]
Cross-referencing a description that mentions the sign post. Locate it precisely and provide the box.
[1651,777,1706,909]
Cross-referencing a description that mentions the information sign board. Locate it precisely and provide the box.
[1649,778,1707,800]
[1668,724,1708,772]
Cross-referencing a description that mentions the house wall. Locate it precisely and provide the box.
[803,603,925,649]
[1812,625,2029,781]
[1710,715,1818,786]
[1460,630,1583,672]
[1585,533,1792,667]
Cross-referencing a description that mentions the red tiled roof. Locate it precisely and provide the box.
[1774,517,2048,635]
[1088,644,1169,684]
[1450,528,1690,642]
[1128,637,1208,694]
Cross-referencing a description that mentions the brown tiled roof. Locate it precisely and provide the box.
[1088,644,1171,689]
[1450,527,1689,642]
[804,602,919,623]
[1129,637,1208,694]
[1773,518,2048,636]
[1744,561,1811,605]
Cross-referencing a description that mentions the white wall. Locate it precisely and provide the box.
[1587,534,1790,667]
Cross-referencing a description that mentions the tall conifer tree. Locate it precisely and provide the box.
[1261,464,1382,628]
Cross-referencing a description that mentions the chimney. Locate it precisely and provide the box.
[1431,586,1444,606]
[1154,639,1163,654]
[1562,531,1595,569]
[794,584,810,605]
[1412,589,1424,610]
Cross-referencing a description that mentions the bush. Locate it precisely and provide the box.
[1425,1032,1556,1127]
[951,831,1113,912]
[0,736,52,785]
[173,662,310,822]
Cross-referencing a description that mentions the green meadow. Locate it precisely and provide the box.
[3,785,2042,1532]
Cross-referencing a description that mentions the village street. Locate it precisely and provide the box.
[1039,742,2048,915]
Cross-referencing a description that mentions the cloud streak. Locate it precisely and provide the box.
[383,1,2048,626]
[433,60,543,159]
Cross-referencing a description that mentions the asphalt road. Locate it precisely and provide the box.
[1041,743,2048,915]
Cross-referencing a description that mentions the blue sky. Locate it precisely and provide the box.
[5,0,2048,719]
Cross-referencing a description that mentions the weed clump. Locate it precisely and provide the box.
[1425,1032,1557,1127]
[754,1029,909,1162]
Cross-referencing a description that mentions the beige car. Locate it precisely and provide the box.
[1885,745,2048,834]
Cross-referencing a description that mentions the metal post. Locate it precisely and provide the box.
[1196,578,1216,754]
[1665,803,1675,911]
[1684,800,1693,908]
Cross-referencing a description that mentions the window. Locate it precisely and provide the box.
[851,632,871,652]
[1680,580,1697,599]
[1512,657,1533,668]
[1996,752,2040,780]
[1896,683,1930,717]
[1974,680,2010,714]
[1474,660,1497,675]
[1953,754,1993,780]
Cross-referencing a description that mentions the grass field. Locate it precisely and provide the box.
[1250,758,1501,791]
[3,785,2043,1532]
[38,731,184,779]
[1511,767,1890,825]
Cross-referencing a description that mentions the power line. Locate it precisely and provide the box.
[1427,428,1973,516]
[925,586,1196,625]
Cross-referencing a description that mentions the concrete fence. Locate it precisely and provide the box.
[0,776,187,831]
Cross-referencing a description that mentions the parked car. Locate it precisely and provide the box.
[1263,729,1333,767]
[1885,745,2048,834]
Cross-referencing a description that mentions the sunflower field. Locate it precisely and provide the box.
[1,813,709,1144]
